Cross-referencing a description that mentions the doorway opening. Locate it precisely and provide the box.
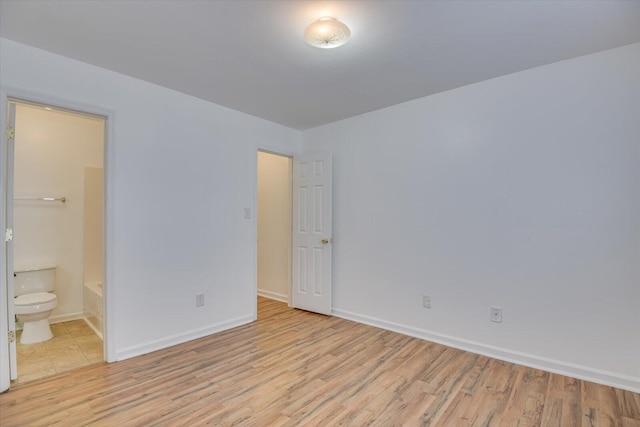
[256,151,292,317]
[7,99,106,384]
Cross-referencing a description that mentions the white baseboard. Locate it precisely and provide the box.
[82,316,103,341]
[16,313,84,331]
[16,312,85,330]
[115,315,254,361]
[257,289,288,303]
[332,308,640,394]
[49,312,84,324]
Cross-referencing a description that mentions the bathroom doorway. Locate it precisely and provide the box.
[256,151,292,315]
[7,99,106,384]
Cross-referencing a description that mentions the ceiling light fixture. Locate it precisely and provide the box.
[304,17,351,49]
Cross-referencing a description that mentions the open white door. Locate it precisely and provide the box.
[6,102,17,381]
[1,101,16,392]
[291,152,332,315]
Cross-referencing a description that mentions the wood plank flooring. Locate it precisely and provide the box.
[1,297,638,426]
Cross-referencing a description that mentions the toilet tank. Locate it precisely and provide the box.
[14,266,56,297]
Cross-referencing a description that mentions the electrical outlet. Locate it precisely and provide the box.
[490,306,502,323]
[196,293,205,307]
[423,294,431,309]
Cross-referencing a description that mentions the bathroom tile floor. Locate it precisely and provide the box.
[15,319,104,384]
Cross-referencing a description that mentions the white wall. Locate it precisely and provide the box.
[13,103,104,322]
[303,43,640,391]
[0,38,302,359]
[83,167,104,286]
[2,36,637,391]
[257,151,292,302]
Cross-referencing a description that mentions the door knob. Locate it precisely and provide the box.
[321,239,330,244]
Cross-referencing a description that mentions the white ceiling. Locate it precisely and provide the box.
[1,0,639,130]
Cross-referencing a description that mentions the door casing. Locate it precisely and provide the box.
[0,87,117,392]
[251,145,333,318]
[256,150,293,305]
[251,145,298,319]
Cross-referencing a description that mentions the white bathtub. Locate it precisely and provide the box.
[83,282,103,340]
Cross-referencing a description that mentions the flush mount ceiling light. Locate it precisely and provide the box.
[304,17,351,49]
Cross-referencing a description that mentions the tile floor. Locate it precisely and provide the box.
[15,319,103,384]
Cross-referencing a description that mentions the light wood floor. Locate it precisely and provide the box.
[1,298,638,426]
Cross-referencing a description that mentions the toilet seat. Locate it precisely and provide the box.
[15,292,57,306]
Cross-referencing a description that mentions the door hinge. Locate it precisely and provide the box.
[5,228,13,242]
[8,330,16,344]
[6,125,15,140]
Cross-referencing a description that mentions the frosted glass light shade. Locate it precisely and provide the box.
[304,17,351,49]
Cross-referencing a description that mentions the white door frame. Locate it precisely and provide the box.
[0,87,117,391]
[250,144,297,320]
[5,102,16,380]
[256,150,293,305]
[0,101,13,391]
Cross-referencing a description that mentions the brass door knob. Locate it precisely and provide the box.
[321,239,329,244]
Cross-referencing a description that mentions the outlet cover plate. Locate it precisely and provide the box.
[423,294,431,309]
[490,306,502,323]
[196,294,205,307]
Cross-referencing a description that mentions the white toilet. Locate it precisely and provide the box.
[14,266,58,344]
